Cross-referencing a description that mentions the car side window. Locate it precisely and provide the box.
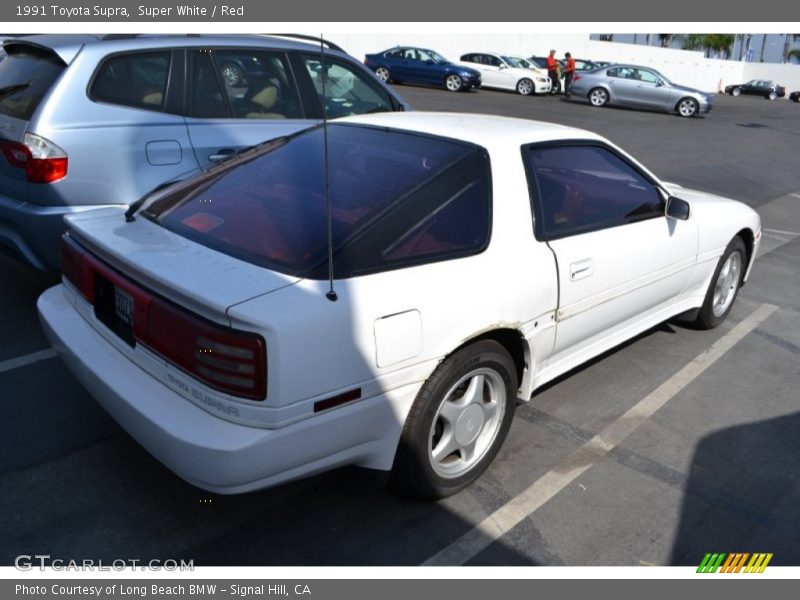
[302,56,395,118]
[486,55,502,67]
[386,49,403,59]
[91,51,171,112]
[637,69,660,84]
[525,144,663,239]
[188,50,227,118]
[211,50,301,120]
[337,150,492,275]
[608,67,636,80]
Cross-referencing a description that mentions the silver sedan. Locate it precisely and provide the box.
[568,64,714,117]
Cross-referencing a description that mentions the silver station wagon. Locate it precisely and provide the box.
[0,34,408,270]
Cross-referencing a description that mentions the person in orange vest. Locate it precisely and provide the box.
[545,49,559,94]
[564,52,576,98]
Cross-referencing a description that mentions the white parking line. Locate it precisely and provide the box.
[0,349,58,375]
[422,302,778,566]
[763,227,800,237]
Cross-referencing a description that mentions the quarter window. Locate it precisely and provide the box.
[188,50,227,118]
[91,51,171,112]
[525,144,663,239]
[302,56,395,118]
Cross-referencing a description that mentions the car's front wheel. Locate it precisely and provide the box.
[375,66,391,83]
[390,340,517,499]
[589,87,609,107]
[695,236,747,329]
[517,78,534,96]
[677,97,699,117]
[445,74,464,92]
[731,87,741,96]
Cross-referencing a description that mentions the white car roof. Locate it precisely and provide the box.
[338,112,604,148]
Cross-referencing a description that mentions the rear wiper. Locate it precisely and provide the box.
[124,178,186,223]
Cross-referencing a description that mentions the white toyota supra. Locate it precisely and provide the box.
[38,112,761,499]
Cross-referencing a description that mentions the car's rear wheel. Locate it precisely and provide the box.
[390,340,517,499]
[695,236,747,329]
[731,87,741,96]
[375,66,391,83]
[767,91,777,100]
[445,74,464,92]
[589,87,609,107]
[221,63,244,87]
[677,97,699,117]
[517,78,534,96]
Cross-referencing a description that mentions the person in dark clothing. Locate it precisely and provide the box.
[564,52,576,98]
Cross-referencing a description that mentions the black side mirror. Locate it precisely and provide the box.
[666,196,690,220]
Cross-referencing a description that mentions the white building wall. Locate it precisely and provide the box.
[322,32,800,97]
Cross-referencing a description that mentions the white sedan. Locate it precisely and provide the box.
[459,52,552,95]
[39,112,760,499]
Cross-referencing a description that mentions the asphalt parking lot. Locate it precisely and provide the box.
[2,88,799,567]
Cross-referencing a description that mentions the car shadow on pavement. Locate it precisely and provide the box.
[669,412,800,565]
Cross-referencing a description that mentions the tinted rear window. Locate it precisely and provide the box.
[0,44,65,121]
[144,124,490,278]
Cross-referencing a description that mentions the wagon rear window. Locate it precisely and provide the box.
[0,44,65,121]
[144,124,491,278]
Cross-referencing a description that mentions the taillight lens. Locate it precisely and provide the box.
[0,133,68,183]
[59,233,266,400]
[145,298,266,400]
[574,74,582,82]
[61,234,95,302]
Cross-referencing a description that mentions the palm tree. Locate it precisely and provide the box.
[658,34,672,48]
[680,34,735,59]
[783,34,800,63]
[789,48,800,63]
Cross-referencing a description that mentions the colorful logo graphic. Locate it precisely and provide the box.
[697,553,773,573]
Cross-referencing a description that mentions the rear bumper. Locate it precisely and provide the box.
[38,284,417,494]
[0,193,121,270]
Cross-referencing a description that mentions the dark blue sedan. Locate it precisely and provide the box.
[365,47,481,92]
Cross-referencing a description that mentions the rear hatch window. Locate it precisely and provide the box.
[143,124,486,278]
[0,43,66,121]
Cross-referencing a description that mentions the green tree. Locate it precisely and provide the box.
[783,34,800,63]
[680,34,734,58]
[788,48,800,63]
[658,34,673,48]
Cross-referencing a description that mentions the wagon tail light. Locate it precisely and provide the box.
[0,133,68,183]
[60,234,266,400]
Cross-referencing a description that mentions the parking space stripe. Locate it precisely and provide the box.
[422,302,778,566]
[763,228,800,237]
[0,349,58,375]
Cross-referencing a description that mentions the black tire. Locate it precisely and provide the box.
[390,340,517,500]
[694,236,747,329]
[445,73,463,92]
[375,66,391,83]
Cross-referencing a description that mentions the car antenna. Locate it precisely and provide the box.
[321,34,337,302]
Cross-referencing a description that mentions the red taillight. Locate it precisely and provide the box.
[60,233,266,400]
[0,133,68,183]
[61,234,95,302]
[574,74,582,82]
[144,298,266,400]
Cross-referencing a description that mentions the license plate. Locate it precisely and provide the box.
[114,287,134,327]
[94,274,135,347]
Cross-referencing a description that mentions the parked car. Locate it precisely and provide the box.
[39,112,761,499]
[365,46,481,92]
[724,80,786,100]
[568,64,714,117]
[527,56,596,93]
[0,34,409,270]
[787,90,799,102]
[458,52,551,95]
